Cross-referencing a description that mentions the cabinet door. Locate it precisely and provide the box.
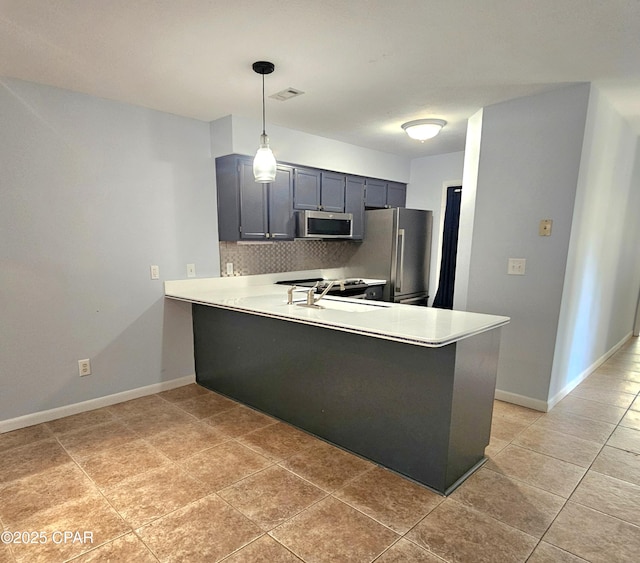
[320,172,346,212]
[268,166,294,239]
[364,179,388,208]
[293,168,321,210]
[216,154,242,241]
[386,182,407,208]
[239,160,269,239]
[345,176,365,239]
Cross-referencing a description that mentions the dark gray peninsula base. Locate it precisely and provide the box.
[192,303,502,495]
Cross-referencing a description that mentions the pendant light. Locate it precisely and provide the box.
[401,119,447,142]
[252,61,277,183]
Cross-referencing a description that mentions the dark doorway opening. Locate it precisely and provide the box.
[433,186,462,309]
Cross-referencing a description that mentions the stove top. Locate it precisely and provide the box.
[276,278,377,299]
[276,278,366,289]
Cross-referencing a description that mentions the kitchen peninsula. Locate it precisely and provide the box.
[165,270,509,494]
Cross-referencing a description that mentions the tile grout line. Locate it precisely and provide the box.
[483,379,615,559]
[118,383,640,561]
[41,394,254,561]
[522,355,640,560]
[85,392,324,561]
[478,408,552,561]
[2,372,638,562]
[50,433,141,561]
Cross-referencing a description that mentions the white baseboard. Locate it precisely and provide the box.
[546,331,633,411]
[495,332,633,413]
[494,389,548,412]
[0,375,196,434]
[546,367,593,412]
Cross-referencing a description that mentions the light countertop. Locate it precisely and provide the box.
[164,270,509,348]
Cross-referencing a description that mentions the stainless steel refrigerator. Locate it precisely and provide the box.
[347,208,433,305]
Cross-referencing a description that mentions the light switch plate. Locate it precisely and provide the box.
[150,265,160,280]
[508,258,526,275]
[187,263,196,278]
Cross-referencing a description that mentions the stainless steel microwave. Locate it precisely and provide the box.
[296,210,353,239]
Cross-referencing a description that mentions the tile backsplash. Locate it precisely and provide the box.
[219,240,361,277]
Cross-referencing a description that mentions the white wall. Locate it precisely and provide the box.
[407,151,464,305]
[6,77,636,424]
[549,86,640,404]
[0,84,412,425]
[210,115,411,182]
[0,78,218,422]
[464,84,591,408]
[455,110,483,310]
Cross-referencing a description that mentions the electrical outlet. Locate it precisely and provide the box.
[150,265,160,280]
[187,263,196,278]
[78,359,91,377]
[508,258,526,275]
[226,262,234,276]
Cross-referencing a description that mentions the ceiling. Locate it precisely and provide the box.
[2,0,640,158]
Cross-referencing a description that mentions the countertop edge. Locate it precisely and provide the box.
[165,286,510,349]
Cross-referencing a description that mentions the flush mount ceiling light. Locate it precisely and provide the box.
[252,61,277,183]
[401,119,447,142]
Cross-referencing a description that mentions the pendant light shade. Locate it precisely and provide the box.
[253,133,277,183]
[252,61,277,183]
[401,119,447,141]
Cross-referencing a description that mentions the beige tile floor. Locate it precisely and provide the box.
[1,339,639,562]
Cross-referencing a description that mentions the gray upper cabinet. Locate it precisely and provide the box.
[345,176,365,239]
[365,178,407,208]
[217,153,403,242]
[266,166,295,239]
[294,168,346,212]
[386,181,407,208]
[293,167,321,210]
[238,160,268,239]
[216,155,294,241]
[320,172,347,212]
[364,179,388,208]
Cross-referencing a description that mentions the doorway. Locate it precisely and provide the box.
[433,185,462,309]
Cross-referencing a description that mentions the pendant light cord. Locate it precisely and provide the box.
[261,73,266,136]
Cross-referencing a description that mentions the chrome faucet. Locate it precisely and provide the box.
[297,280,346,309]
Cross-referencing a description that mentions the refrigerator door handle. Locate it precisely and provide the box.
[396,228,405,292]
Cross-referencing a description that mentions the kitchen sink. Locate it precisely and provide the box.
[292,296,392,313]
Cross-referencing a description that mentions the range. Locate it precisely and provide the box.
[275,278,384,300]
